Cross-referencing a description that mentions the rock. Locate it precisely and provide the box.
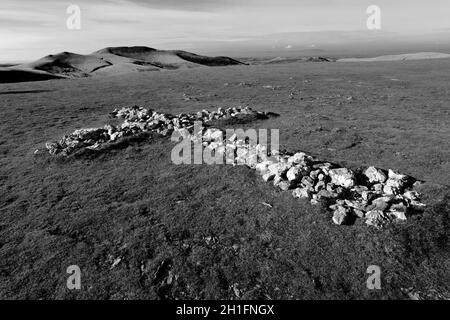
[110,131,122,141]
[412,181,424,189]
[313,163,332,175]
[365,210,392,228]
[45,142,60,155]
[353,209,365,218]
[86,142,102,150]
[206,141,221,150]
[72,128,108,141]
[344,199,367,211]
[388,169,408,181]
[273,174,283,186]
[389,210,407,221]
[301,176,315,189]
[255,161,272,174]
[383,179,403,195]
[262,172,275,182]
[110,257,122,269]
[146,120,160,130]
[288,152,307,164]
[316,189,335,199]
[254,144,268,160]
[361,191,373,201]
[312,162,332,170]
[286,166,300,182]
[370,196,392,211]
[235,147,248,163]
[215,145,226,157]
[270,149,280,156]
[245,151,259,169]
[286,166,308,182]
[174,127,191,140]
[373,183,384,192]
[292,187,310,199]
[328,204,339,210]
[332,206,352,225]
[276,180,291,191]
[267,162,291,177]
[353,185,369,194]
[328,168,355,188]
[409,200,426,211]
[364,166,387,183]
[327,184,344,196]
[314,180,326,192]
[335,186,345,196]
[390,202,407,213]
[309,169,320,180]
[203,128,223,142]
[383,169,410,195]
[403,190,420,201]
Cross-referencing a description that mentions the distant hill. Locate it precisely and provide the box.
[260,56,334,64]
[21,52,111,77]
[338,52,450,62]
[93,47,246,70]
[0,46,246,83]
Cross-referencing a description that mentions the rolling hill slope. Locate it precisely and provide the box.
[338,52,450,62]
[0,67,63,83]
[0,46,246,83]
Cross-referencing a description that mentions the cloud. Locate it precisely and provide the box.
[1,0,450,61]
[122,0,234,12]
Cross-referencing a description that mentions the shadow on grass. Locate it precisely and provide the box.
[0,90,53,95]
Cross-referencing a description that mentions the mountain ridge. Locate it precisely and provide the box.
[0,46,247,83]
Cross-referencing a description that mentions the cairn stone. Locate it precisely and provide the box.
[329,168,355,188]
[267,162,291,177]
[364,166,387,183]
[255,161,272,174]
[365,210,392,228]
[332,206,351,225]
[301,176,315,189]
[369,196,392,211]
[292,187,310,199]
[43,105,427,230]
[286,166,308,182]
[275,179,291,191]
[262,172,275,182]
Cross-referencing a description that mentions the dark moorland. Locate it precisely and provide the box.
[0,58,449,299]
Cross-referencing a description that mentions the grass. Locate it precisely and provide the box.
[0,59,449,299]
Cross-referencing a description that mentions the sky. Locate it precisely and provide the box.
[1,0,450,61]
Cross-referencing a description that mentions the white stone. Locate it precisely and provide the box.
[262,172,275,182]
[288,152,307,164]
[364,166,387,183]
[332,206,351,225]
[292,187,310,199]
[267,162,291,177]
[388,169,407,181]
[365,210,391,228]
[328,168,355,188]
[255,161,272,174]
[286,166,302,182]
